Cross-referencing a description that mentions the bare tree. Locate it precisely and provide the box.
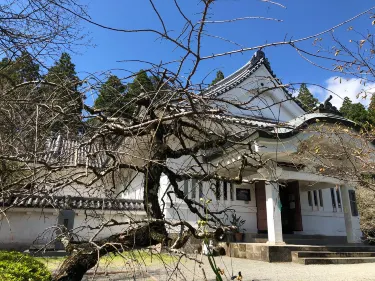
[0,0,87,61]
[1,1,375,281]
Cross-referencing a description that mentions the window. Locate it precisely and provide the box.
[236,188,251,201]
[223,182,228,201]
[215,180,221,200]
[336,188,342,209]
[230,183,234,201]
[308,191,312,206]
[183,180,189,197]
[313,190,318,206]
[191,179,197,199]
[319,189,324,207]
[349,190,359,216]
[330,188,337,211]
[199,182,204,199]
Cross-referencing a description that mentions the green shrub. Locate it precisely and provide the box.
[0,251,51,281]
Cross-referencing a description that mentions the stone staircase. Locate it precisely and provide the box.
[292,250,375,265]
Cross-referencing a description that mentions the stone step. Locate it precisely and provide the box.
[288,245,375,252]
[292,251,375,259]
[247,238,268,243]
[296,257,375,265]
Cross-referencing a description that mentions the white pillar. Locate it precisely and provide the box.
[265,181,284,245]
[341,185,361,244]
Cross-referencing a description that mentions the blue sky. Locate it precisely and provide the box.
[71,0,375,107]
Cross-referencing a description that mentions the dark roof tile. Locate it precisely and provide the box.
[0,196,144,211]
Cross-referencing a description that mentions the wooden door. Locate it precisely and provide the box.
[287,181,303,231]
[255,181,267,232]
[55,210,75,250]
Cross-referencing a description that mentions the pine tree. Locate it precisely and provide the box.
[95,75,127,115]
[297,83,318,111]
[210,71,224,85]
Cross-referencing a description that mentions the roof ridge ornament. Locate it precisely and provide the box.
[250,50,265,65]
[314,95,342,115]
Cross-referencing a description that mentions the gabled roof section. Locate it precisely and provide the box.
[203,50,305,111]
[40,135,123,168]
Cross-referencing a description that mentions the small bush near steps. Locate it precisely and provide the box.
[0,251,51,281]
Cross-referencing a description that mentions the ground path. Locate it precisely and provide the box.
[81,255,375,281]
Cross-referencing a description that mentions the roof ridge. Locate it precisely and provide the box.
[203,50,266,97]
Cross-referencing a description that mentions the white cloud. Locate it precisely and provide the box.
[308,77,375,109]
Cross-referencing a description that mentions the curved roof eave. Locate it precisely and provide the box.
[256,112,363,140]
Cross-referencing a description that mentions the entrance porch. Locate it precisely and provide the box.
[219,168,368,264]
[246,167,362,245]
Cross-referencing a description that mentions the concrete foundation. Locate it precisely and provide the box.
[220,243,375,262]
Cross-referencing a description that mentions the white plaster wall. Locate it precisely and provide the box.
[158,174,257,233]
[217,65,305,122]
[120,172,145,200]
[0,209,58,249]
[0,208,147,250]
[299,188,346,236]
[74,210,146,240]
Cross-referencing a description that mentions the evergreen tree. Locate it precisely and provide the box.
[128,70,154,97]
[0,52,40,89]
[93,70,169,119]
[126,70,155,111]
[45,53,83,133]
[368,95,375,126]
[15,52,40,82]
[210,71,224,85]
[369,95,375,112]
[95,75,127,115]
[340,97,353,117]
[297,83,318,111]
[340,96,369,125]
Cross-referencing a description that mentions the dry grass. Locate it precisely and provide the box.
[36,250,179,272]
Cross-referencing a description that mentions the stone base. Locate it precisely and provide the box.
[218,243,375,263]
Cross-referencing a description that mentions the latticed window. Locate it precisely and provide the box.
[330,188,337,211]
[183,180,189,197]
[199,182,204,199]
[336,189,342,209]
[308,191,312,206]
[223,182,228,201]
[191,179,197,199]
[313,190,318,206]
[319,189,324,207]
[215,180,221,200]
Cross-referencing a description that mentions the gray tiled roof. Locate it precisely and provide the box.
[41,135,123,168]
[210,112,356,137]
[209,114,279,130]
[0,195,144,211]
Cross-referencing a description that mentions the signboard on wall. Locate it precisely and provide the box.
[236,188,251,201]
